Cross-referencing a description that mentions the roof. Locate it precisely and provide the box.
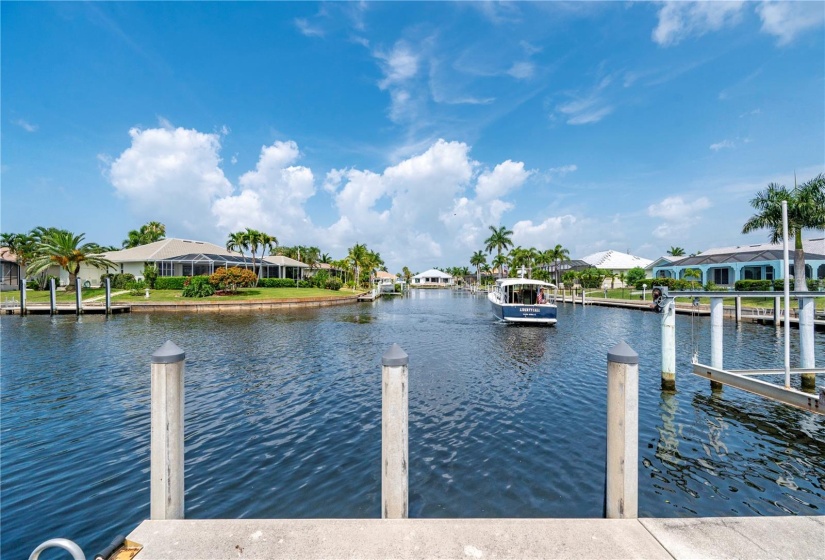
[263,255,308,267]
[413,268,453,279]
[103,239,237,262]
[496,278,556,288]
[0,247,17,262]
[375,270,395,279]
[581,250,653,270]
[659,238,825,267]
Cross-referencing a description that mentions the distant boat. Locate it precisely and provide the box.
[488,278,558,325]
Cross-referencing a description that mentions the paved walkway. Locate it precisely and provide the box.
[127,516,824,559]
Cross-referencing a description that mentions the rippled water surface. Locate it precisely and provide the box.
[2,291,824,557]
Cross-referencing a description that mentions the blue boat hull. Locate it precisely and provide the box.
[491,301,557,325]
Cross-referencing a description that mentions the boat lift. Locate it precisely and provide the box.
[655,201,823,414]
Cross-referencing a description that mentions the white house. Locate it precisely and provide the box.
[411,268,453,287]
[579,250,653,287]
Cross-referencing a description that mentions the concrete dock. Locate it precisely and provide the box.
[126,516,824,559]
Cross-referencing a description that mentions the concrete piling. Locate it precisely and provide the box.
[19,277,27,315]
[734,297,741,323]
[105,277,112,315]
[606,341,638,519]
[151,341,185,520]
[710,297,724,391]
[661,298,676,391]
[774,297,781,327]
[49,278,56,315]
[381,343,408,519]
[75,277,82,315]
[798,298,816,390]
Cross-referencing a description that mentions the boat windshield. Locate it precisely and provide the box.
[501,283,551,305]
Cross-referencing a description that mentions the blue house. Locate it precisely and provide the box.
[650,238,825,287]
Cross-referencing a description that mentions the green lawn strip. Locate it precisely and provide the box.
[112,287,348,303]
[593,289,824,310]
[23,288,108,303]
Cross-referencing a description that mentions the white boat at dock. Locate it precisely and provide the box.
[488,278,558,325]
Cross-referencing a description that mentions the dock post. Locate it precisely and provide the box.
[799,298,816,390]
[49,278,56,315]
[19,277,27,316]
[661,297,676,391]
[581,289,586,306]
[75,277,82,315]
[605,341,638,519]
[105,277,111,315]
[150,341,185,520]
[734,296,741,323]
[710,297,724,391]
[773,297,781,326]
[381,343,408,519]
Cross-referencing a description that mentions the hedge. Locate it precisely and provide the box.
[257,278,300,288]
[155,276,188,290]
[635,278,693,291]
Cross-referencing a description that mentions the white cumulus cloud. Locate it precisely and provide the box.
[756,1,825,46]
[710,139,735,151]
[475,160,532,201]
[653,1,745,46]
[647,195,711,239]
[108,126,232,235]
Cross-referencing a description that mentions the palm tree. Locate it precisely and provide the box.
[667,246,686,257]
[226,231,247,255]
[549,244,570,286]
[684,268,702,289]
[1,231,38,270]
[347,243,368,289]
[402,266,412,284]
[484,225,514,278]
[470,250,487,285]
[28,230,115,289]
[122,221,166,248]
[742,174,825,290]
[492,253,509,279]
[617,271,627,298]
[256,232,278,283]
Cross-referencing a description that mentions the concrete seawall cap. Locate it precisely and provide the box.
[608,340,638,365]
[152,340,186,364]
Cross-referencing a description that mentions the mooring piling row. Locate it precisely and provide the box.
[74,277,82,316]
[147,341,643,521]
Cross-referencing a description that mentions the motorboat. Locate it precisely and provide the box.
[488,277,558,325]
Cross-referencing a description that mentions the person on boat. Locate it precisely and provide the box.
[537,289,544,304]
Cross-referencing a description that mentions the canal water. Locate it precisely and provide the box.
[2,291,824,558]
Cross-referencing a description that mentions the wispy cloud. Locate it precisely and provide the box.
[12,118,38,132]
[553,76,615,125]
[652,1,746,46]
[507,61,534,80]
[294,17,325,38]
[757,1,825,46]
[648,195,712,239]
[710,139,735,151]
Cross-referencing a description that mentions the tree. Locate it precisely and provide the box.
[548,244,570,286]
[28,230,115,289]
[226,231,247,255]
[742,174,825,291]
[484,225,514,278]
[491,253,509,279]
[1,231,38,270]
[683,268,702,289]
[122,221,166,248]
[667,246,686,257]
[625,266,647,286]
[347,243,368,288]
[617,271,627,297]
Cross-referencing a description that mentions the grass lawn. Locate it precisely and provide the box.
[18,287,354,304]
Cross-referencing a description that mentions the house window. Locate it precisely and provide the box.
[158,262,174,276]
[766,266,774,280]
[712,268,730,285]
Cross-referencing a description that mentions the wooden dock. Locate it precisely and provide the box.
[2,303,131,315]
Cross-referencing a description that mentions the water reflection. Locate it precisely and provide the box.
[497,324,552,367]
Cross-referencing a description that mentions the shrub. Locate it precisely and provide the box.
[32,274,60,290]
[636,277,692,291]
[155,276,187,290]
[128,279,147,296]
[298,280,312,288]
[325,277,343,291]
[735,279,772,291]
[309,270,330,288]
[182,276,215,298]
[258,278,299,288]
[625,267,647,286]
[143,265,159,289]
[209,267,257,293]
[101,273,136,289]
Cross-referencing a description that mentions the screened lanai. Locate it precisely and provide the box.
[156,253,307,280]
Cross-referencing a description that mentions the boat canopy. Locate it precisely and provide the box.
[495,278,556,289]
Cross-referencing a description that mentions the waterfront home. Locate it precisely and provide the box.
[580,250,653,287]
[650,237,825,287]
[1,248,21,292]
[411,268,454,287]
[75,238,308,286]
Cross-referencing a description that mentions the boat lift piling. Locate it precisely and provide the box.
[49,278,56,315]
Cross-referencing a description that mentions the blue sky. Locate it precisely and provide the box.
[2,1,823,272]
